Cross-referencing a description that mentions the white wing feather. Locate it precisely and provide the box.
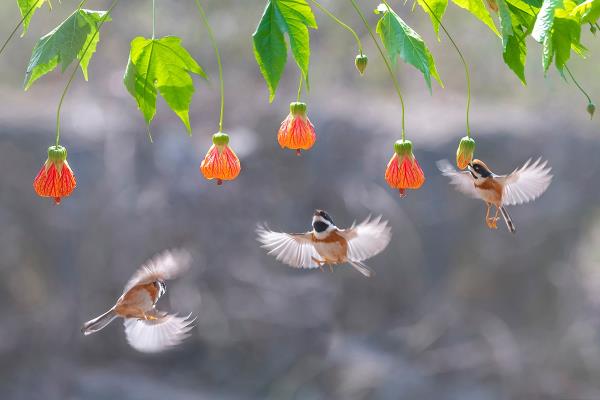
[256,225,321,269]
[123,249,192,294]
[123,313,195,353]
[500,158,552,206]
[340,216,392,262]
[436,159,479,199]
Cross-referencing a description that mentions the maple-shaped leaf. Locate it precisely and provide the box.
[18,0,48,36]
[123,36,206,133]
[24,9,111,90]
[376,3,443,92]
[252,0,317,102]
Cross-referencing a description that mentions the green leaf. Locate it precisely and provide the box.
[415,0,448,39]
[24,9,110,90]
[531,0,563,42]
[376,4,443,92]
[497,0,514,49]
[18,0,47,36]
[123,36,206,133]
[542,33,553,72]
[571,0,600,23]
[551,17,586,71]
[451,0,500,36]
[252,0,317,102]
[503,33,527,83]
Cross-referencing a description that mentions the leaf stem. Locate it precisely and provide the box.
[308,0,363,54]
[419,0,471,137]
[349,0,406,139]
[0,0,43,59]
[564,64,592,105]
[297,73,304,102]
[55,0,119,147]
[152,0,156,39]
[194,0,225,133]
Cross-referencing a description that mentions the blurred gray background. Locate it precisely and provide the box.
[1,0,600,399]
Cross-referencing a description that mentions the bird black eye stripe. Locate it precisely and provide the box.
[313,221,329,233]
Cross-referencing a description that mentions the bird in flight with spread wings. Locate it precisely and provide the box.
[81,249,195,353]
[257,210,391,277]
[438,158,552,233]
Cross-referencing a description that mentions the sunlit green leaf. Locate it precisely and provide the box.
[252,0,317,102]
[531,0,563,42]
[451,0,500,36]
[24,9,110,90]
[415,0,448,39]
[124,36,206,133]
[497,0,514,49]
[570,0,600,23]
[17,0,47,36]
[376,4,443,92]
[503,33,527,83]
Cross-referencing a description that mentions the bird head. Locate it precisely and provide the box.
[468,159,493,179]
[312,209,335,233]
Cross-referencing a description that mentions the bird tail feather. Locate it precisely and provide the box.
[81,309,117,335]
[349,261,374,278]
[500,207,516,234]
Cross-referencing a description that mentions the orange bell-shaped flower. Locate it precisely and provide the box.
[33,145,77,205]
[277,102,316,155]
[385,139,425,197]
[200,132,241,185]
[456,136,475,170]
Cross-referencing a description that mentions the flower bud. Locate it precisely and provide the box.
[456,136,476,169]
[587,102,595,119]
[355,54,368,75]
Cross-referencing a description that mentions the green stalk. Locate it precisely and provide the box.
[55,0,119,146]
[296,73,304,102]
[349,0,406,139]
[152,0,156,39]
[564,64,593,108]
[418,0,472,137]
[194,0,226,133]
[308,0,363,54]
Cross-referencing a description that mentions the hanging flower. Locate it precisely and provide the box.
[200,132,241,185]
[33,145,76,205]
[456,136,476,170]
[355,54,368,75]
[385,139,425,197]
[278,102,316,156]
[587,102,595,119]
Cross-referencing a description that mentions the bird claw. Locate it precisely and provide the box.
[486,217,499,229]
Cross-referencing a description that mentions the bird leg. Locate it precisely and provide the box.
[312,257,327,272]
[489,207,500,229]
[485,203,492,228]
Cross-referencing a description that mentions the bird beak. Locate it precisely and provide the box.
[467,163,474,172]
[314,209,321,217]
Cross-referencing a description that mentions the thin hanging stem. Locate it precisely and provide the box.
[349,0,406,139]
[296,73,304,102]
[564,64,593,104]
[0,0,44,59]
[194,0,225,133]
[418,0,471,137]
[55,0,119,147]
[152,0,156,39]
[308,0,363,54]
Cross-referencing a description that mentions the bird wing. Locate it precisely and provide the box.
[436,159,479,199]
[123,312,195,353]
[339,216,392,262]
[499,158,552,206]
[122,249,192,294]
[256,225,321,269]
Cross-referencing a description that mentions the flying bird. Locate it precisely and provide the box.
[257,210,391,277]
[437,158,552,233]
[81,249,195,353]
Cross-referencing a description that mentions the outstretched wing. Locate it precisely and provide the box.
[123,249,192,294]
[339,216,391,262]
[256,225,321,269]
[123,312,195,353]
[436,159,479,199]
[500,158,552,206]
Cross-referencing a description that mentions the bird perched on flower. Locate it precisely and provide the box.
[278,102,316,155]
[437,158,552,233]
[81,249,195,353]
[33,145,76,205]
[385,139,425,197]
[200,132,241,185]
[256,210,391,277]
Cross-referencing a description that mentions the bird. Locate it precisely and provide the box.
[437,158,552,233]
[81,249,195,353]
[256,210,392,277]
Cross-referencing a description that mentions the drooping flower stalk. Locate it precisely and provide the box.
[565,64,595,119]
[308,0,367,75]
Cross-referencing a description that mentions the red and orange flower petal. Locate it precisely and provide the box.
[456,136,475,170]
[33,145,76,205]
[200,133,241,185]
[277,102,316,155]
[385,140,425,197]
